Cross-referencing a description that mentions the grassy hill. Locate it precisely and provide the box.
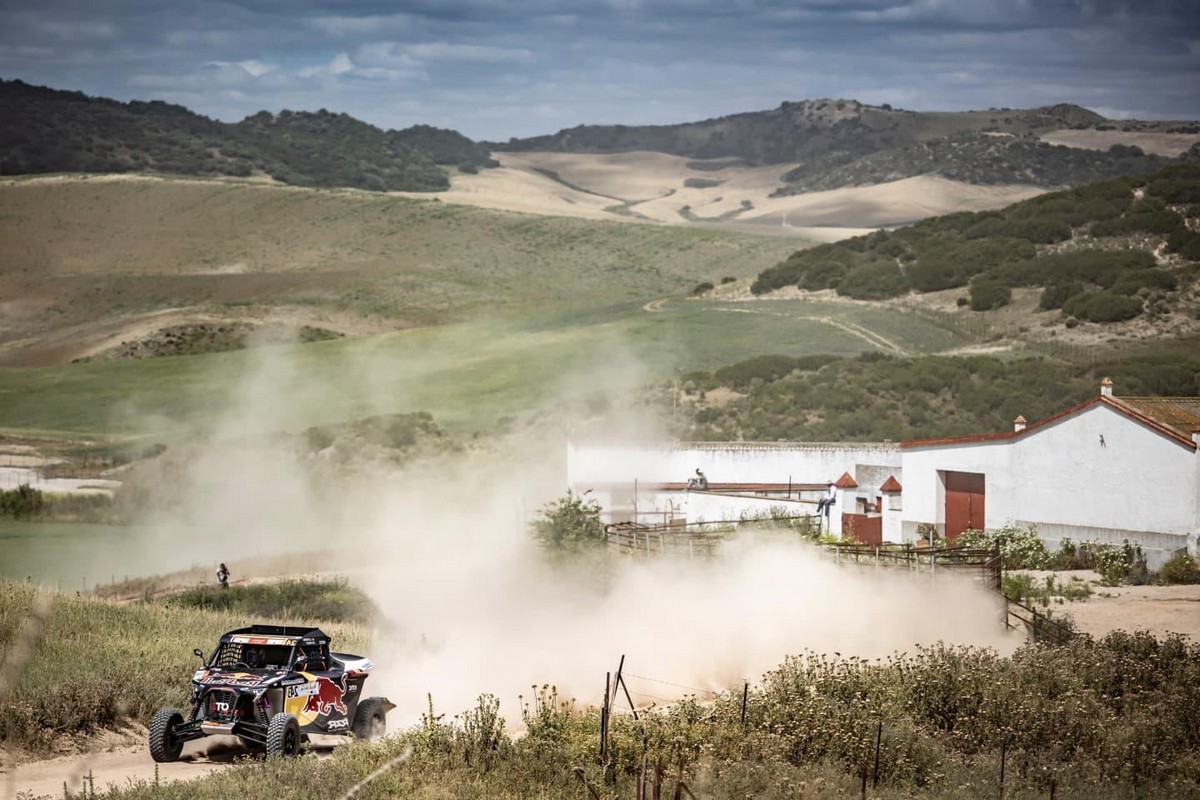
[753,163,1200,328]
[0,297,967,437]
[0,79,495,190]
[0,176,801,366]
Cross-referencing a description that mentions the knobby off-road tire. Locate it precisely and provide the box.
[266,713,301,757]
[351,697,387,741]
[149,708,185,763]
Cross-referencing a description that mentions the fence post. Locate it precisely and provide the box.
[999,740,1006,799]
[740,682,748,726]
[601,672,610,763]
[873,719,882,786]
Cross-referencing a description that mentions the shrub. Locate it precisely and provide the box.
[1090,209,1185,237]
[1158,552,1200,584]
[0,483,45,518]
[529,490,605,551]
[836,260,909,300]
[691,281,714,296]
[1109,269,1177,296]
[958,524,1049,569]
[969,278,1012,311]
[1063,291,1143,323]
[714,355,806,387]
[1039,281,1084,310]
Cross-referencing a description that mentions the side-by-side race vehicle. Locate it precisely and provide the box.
[149,625,395,761]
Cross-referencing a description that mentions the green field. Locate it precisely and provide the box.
[0,299,969,437]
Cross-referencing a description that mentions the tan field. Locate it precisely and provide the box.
[426,151,1047,233]
[1039,127,1200,157]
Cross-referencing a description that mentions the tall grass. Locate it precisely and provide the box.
[165,578,379,624]
[77,630,1200,800]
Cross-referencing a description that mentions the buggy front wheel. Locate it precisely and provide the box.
[149,708,185,763]
[266,713,301,757]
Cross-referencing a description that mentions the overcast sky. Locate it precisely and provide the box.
[1,0,1198,140]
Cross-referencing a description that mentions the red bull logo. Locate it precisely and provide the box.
[302,676,348,717]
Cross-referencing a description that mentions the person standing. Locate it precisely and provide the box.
[216,562,230,589]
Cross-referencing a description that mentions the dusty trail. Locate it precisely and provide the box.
[7,739,234,799]
[712,306,908,355]
[5,735,347,799]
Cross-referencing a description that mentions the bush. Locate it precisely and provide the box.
[714,355,811,387]
[691,282,714,296]
[1039,281,1084,310]
[1090,209,1185,237]
[969,278,1012,311]
[1110,269,1177,296]
[1063,291,1143,323]
[958,525,1049,569]
[529,490,605,551]
[836,260,909,300]
[0,484,45,518]
[1158,552,1200,584]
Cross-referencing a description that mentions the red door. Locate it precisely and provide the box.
[944,471,985,542]
[842,513,883,546]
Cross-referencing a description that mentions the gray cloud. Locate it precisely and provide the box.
[0,0,1196,139]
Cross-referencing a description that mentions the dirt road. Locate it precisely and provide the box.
[4,733,349,799]
[6,738,234,799]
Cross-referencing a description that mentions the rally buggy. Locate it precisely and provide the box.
[149,625,395,761]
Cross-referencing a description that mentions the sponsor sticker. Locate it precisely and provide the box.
[287,683,319,698]
[327,719,349,731]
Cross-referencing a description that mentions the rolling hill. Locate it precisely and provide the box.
[0,175,802,367]
[0,79,494,191]
[749,162,1200,350]
[493,99,1198,193]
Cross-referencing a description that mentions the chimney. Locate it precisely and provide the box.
[1014,415,1027,433]
[1100,377,1113,397]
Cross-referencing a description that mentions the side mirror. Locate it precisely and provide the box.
[193,648,205,662]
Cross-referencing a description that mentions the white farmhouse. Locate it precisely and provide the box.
[900,379,1199,567]
[567,379,1200,567]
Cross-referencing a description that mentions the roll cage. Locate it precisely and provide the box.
[205,624,332,672]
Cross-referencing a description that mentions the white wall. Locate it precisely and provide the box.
[568,441,900,489]
[901,404,1198,562]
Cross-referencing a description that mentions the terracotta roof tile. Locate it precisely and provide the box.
[879,475,903,492]
[834,472,858,489]
[1114,397,1200,436]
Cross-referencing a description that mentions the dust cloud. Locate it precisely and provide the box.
[114,335,1017,729]
[359,488,1017,726]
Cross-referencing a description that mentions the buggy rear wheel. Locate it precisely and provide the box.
[266,712,301,757]
[351,697,387,741]
[149,709,185,763]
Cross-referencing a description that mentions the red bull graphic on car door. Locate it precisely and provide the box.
[285,673,361,731]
